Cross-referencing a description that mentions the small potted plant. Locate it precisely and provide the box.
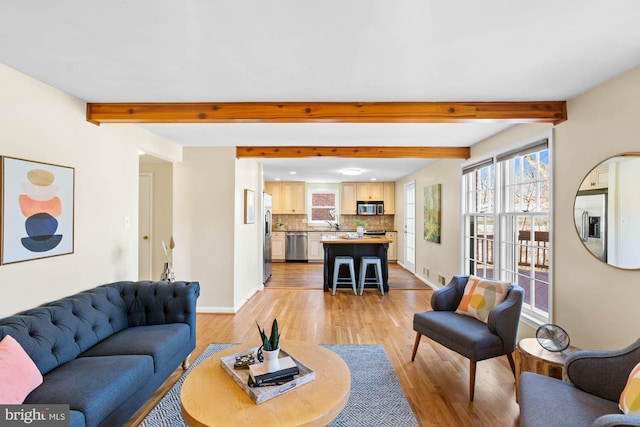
[355,220,367,237]
[256,319,280,372]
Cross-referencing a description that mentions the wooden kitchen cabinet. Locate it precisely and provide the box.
[281,182,306,214]
[356,182,384,201]
[265,182,305,214]
[264,182,283,214]
[340,183,357,215]
[579,165,609,191]
[383,182,395,214]
[307,232,324,262]
[272,232,286,261]
[386,231,397,261]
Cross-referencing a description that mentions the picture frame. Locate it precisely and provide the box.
[424,184,441,244]
[244,189,255,224]
[1,156,75,264]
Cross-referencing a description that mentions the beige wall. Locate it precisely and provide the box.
[395,66,640,350]
[172,148,263,312]
[234,159,264,310]
[139,160,174,280]
[0,63,180,317]
[395,159,464,288]
[552,66,640,350]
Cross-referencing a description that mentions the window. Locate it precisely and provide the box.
[307,188,339,226]
[462,135,552,324]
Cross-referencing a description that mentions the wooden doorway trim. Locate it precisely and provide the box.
[86,101,566,125]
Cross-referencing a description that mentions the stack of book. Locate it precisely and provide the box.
[247,356,300,387]
[220,346,316,404]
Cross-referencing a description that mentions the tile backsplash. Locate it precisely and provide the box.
[274,214,395,231]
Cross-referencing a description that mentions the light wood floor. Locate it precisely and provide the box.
[126,269,520,427]
[266,261,430,289]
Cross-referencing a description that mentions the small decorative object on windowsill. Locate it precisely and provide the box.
[160,237,176,282]
[256,318,280,373]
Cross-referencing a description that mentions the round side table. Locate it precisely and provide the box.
[515,337,579,401]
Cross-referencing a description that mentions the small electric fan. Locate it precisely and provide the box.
[536,324,570,352]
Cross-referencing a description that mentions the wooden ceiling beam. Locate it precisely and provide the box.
[86,101,566,125]
[236,146,470,159]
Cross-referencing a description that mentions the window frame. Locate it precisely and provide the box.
[306,187,340,227]
[461,131,553,327]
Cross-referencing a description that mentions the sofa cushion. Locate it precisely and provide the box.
[519,372,621,427]
[456,276,510,323]
[620,362,640,416]
[25,355,153,427]
[80,324,189,373]
[413,311,504,361]
[0,335,43,404]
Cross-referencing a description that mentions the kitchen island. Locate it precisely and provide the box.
[321,236,391,292]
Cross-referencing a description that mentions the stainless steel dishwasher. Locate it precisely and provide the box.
[285,232,308,261]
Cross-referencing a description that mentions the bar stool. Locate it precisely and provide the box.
[333,256,357,295]
[359,256,384,295]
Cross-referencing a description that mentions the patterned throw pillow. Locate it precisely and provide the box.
[455,276,510,323]
[0,335,43,404]
[619,362,640,416]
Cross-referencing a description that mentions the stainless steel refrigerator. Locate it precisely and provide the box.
[574,192,607,262]
[263,193,272,283]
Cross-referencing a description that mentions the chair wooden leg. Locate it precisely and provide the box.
[411,333,422,361]
[469,360,476,401]
[506,352,516,378]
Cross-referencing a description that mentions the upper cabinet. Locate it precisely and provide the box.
[383,182,395,214]
[356,182,384,201]
[341,182,357,215]
[579,165,609,191]
[264,182,282,213]
[341,182,395,214]
[265,182,306,214]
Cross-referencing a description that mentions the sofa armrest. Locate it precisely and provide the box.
[486,284,524,352]
[565,339,640,403]
[430,275,468,311]
[593,414,640,427]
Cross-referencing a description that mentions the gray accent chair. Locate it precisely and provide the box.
[411,275,524,400]
[519,339,640,427]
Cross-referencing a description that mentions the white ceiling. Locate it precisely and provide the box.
[2,1,640,182]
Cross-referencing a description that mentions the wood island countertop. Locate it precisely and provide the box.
[321,237,391,244]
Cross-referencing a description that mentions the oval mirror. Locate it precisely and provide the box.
[574,153,640,270]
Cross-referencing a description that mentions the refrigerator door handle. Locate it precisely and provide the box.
[581,211,589,242]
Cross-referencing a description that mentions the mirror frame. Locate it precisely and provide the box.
[574,152,640,270]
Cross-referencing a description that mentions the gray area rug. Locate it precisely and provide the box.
[140,343,418,427]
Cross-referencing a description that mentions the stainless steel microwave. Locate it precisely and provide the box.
[357,201,384,215]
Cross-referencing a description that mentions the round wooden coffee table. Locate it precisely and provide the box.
[180,341,350,427]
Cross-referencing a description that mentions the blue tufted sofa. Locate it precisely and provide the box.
[0,280,200,427]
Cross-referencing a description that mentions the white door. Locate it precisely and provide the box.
[404,181,416,273]
[138,173,152,280]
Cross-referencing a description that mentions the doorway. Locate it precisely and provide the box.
[138,173,152,280]
[404,181,416,273]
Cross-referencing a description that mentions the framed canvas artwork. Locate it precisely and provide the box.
[1,157,75,264]
[424,184,441,244]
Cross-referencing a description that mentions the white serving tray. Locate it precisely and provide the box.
[220,346,316,404]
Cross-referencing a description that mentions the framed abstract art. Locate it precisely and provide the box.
[424,184,441,244]
[1,157,75,264]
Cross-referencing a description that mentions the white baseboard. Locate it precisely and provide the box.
[197,284,263,314]
[414,273,440,290]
